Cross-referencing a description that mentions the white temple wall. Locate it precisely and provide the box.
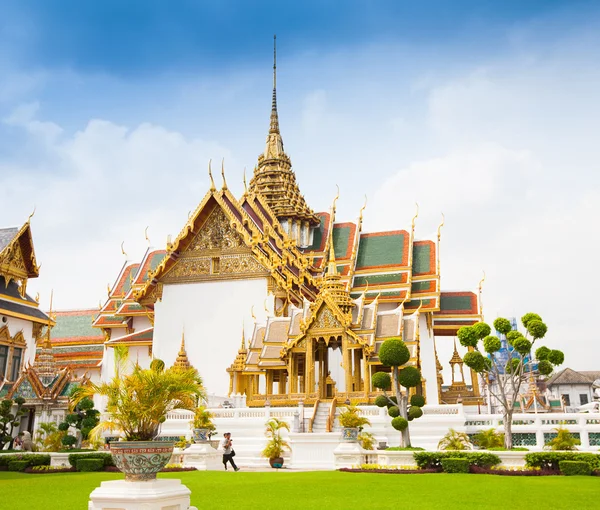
[419,315,439,405]
[153,278,270,398]
[128,345,151,369]
[4,316,35,365]
[132,316,151,331]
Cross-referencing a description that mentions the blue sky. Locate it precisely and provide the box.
[1,0,600,372]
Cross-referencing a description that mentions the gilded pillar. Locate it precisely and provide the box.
[344,339,352,395]
[363,360,371,396]
[266,370,274,396]
[306,339,314,394]
[353,349,362,392]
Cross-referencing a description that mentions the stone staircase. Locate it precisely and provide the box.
[311,402,339,433]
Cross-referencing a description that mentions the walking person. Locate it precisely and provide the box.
[221,432,240,471]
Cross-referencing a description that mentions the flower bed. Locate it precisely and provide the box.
[470,466,559,476]
[340,465,440,474]
[25,466,76,474]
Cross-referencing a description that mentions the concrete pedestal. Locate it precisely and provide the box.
[88,479,197,510]
[182,442,222,470]
[333,441,365,469]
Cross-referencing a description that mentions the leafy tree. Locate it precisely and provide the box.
[473,428,504,449]
[0,397,26,450]
[59,394,100,447]
[438,428,473,450]
[458,313,563,449]
[371,338,424,447]
[545,427,581,451]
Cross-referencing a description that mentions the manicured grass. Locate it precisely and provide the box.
[1,471,598,509]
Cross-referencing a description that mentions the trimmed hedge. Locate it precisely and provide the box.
[76,458,105,472]
[525,452,600,471]
[0,454,50,468]
[414,451,501,469]
[8,460,30,472]
[441,458,470,473]
[68,452,114,469]
[559,461,592,476]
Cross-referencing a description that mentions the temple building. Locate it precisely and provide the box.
[87,40,484,409]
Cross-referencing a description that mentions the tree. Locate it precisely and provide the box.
[370,337,424,447]
[0,397,26,450]
[458,313,564,450]
[60,394,100,447]
[438,429,473,450]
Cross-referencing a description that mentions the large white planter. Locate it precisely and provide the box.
[182,442,222,471]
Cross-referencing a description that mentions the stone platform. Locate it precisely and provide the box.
[88,479,197,510]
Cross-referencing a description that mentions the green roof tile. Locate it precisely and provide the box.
[354,273,406,287]
[356,233,406,269]
[412,243,432,274]
[332,226,351,259]
[51,311,100,339]
[440,294,475,312]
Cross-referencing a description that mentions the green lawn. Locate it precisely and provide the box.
[1,471,598,509]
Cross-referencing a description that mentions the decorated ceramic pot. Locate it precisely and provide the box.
[192,428,210,443]
[341,427,359,442]
[110,441,175,481]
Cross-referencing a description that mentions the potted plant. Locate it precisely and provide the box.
[338,404,371,442]
[191,406,216,443]
[72,359,204,481]
[261,418,290,468]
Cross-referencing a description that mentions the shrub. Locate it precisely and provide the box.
[27,454,51,467]
[545,427,580,451]
[525,452,600,470]
[559,460,591,476]
[61,435,77,448]
[441,458,470,473]
[8,460,29,471]
[371,372,391,391]
[414,451,500,469]
[68,452,114,468]
[438,429,472,450]
[410,395,425,407]
[385,446,425,451]
[378,339,410,367]
[76,458,105,472]
[374,395,388,408]
[388,406,400,418]
[473,428,504,449]
[391,417,408,431]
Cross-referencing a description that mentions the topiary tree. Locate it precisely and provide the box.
[59,393,100,447]
[371,337,424,447]
[0,397,26,450]
[458,313,563,450]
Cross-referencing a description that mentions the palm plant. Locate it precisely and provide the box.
[71,360,205,441]
[358,431,376,450]
[438,428,473,451]
[338,405,371,429]
[473,428,504,449]
[261,418,290,459]
[545,427,581,451]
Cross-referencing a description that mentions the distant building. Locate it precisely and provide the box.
[545,368,600,412]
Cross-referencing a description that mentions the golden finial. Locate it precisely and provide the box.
[27,206,36,223]
[400,292,409,308]
[251,305,256,321]
[144,226,151,246]
[166,234,172,246]
[411,202,419,232]
[478,270,486,317]
[241,321,246,350]
[98,300,102,309]
[174,331,191,370]
[332,185,340,219]
[107,283,111,296]
[361,280,370,299]
[188,210,192,219]
[358,195,367,232]
[120,241,127,258]
[35,292,40,303]
[221,158,228,190]
[208,159,216,191]
[437,213,445,241]
[243,167,248,194]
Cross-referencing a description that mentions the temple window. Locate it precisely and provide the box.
[0,345,7,378]
[10,347,23,381]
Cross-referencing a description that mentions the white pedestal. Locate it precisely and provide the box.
[333,441,365,469]
[88,479,197,510]
[182,442,222,471]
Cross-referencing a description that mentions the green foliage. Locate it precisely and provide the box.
[521,313,542,329]
[559,460,591,476]
[407,406,423,420]
[59,396,101,442]
[505,358,521,374]
[548,350,564,365]
[463,351,488,372]
[535,346,551,361]
[506,331,523,345]
[457,326,478,348]
[525,452,600,470]
[385,446,425,451]
[61,435,77,448]
[441,458,470,473]
[371,371,391,391]
[398,366,421,388]
[76,458,105,472]
[493,317,512,335]
[545,427,580,451]
[414,451,501,469]
[58,422,70,432]
[538,360,553,376]
[70,360,205,441]
[387,406,399,418]
[472,322,491,339]
[437,429,472,451]
[391,416,408,431]
[512,337,532,356]
[0,454,50,468]
[527,320,547,340]
[483,335,501,353]
[378,338,410,367]
[261,418,290,459]
[374,395,388,408]
[65,413,79,425]
[0,398,27,450]
[8,460,29,472]
[192,406,216,432]
[68,452,114,468]
[410,395,425,407]
[338,405,371,429]
[473,428,504,449]
[358,431,375,451]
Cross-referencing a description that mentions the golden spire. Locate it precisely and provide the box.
[208,159,216,192]
[478,270,486,318]
[240,322,246,350]
[36,290,57,382]
[411,202,419,232]
[243,167,248,194]
[358,195,367,232]
[145,226,151,247]
[221,158,228,190]
[270,34,279,135]
[120,241,127,259]
[450,339,463,365]
[173,332,191,370]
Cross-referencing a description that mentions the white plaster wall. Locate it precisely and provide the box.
[419,315,439,405]
[550,384,593,409]
[129,345,151,368]
[153,278,270,398]
[4,316,35,365]
[132,316,151,331]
